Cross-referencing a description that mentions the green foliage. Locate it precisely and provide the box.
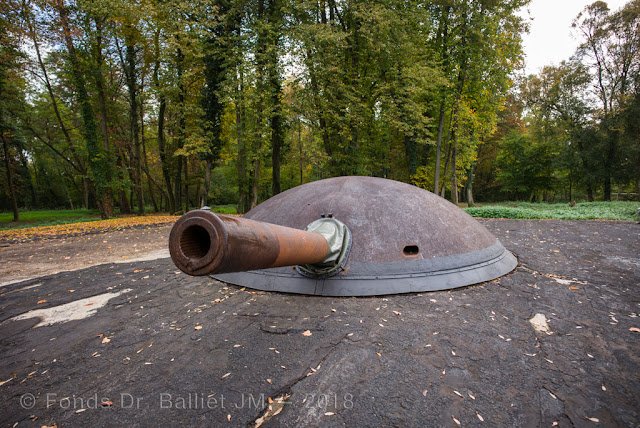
[5,0,636,215]
[495,132,556,200]
[464,201,640,221]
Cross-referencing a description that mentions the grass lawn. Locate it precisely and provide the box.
[208,204,237,214]
[464,201,640,221]
[0,209,103,230]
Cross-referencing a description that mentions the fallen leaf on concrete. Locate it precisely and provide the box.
[601,385,606,391]
[468,392,475,400]
[454,390,463,398]
[221,373,231,379]
[101,337,110,344]
[529,313,552,335]
[0,377,13,387]
[629,327,640,333]
[586,417,599,422]
[266,379,272,384]
[324,412,335,416]
[194,325,202,330]
[101,401,113,407]
[37,300,47,304]
[393,311,401,315]
[76,409,86,414]
[452,416,461,425]
[302,330,312,336]
[227,414,231,421]
[569,286,579,290]
[477,412,484,422]
[422,390,428,397]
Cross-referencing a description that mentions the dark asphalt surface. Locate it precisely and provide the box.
[0,219,638,427]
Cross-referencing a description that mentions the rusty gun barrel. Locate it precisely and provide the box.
[169,210,329,276]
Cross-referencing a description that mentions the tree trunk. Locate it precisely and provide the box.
[298,120,303,185]
[116,154,131,213]
[125,29,144,215]
[83,177,90,209]
[94,18,110,153]
[153,30,174,213]
[604,175,611,201]
[271,86,283,196]
[139,77,158,213]
[174,45,185,211]
[440,140,452,197]
[184,157,189,212]
[434,97,446,194]
[1,132,19,221]
[267,0,284,195]
[450,134,458,205]
[404,135,418,177]
[250,158,261,209]
[53,158,74,210]
[202,160,212,207]
[56,0,113,218]
[157,93,174,212]
[236,67,248,213]
[465,164,475,206]
[17,147,36,209]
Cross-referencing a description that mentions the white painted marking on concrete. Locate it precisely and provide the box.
[10,289,132,328]
[0,278,37,288]
[4,283,44,294]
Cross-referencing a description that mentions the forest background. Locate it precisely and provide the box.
[1,0,639,221]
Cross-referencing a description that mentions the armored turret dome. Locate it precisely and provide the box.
[213,176,516,296]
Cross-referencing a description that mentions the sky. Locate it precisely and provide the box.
[520,0,630,75]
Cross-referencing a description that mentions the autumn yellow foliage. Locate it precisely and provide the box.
[0,216,178,244]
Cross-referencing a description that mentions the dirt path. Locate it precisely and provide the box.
[0,224,173,286]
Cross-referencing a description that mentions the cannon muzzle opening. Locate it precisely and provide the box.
[169,210,350,276]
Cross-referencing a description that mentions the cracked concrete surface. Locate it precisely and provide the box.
[0,219,638,427]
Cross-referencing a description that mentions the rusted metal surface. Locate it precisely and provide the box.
[169,210,328,276]
[212,176,517,296]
